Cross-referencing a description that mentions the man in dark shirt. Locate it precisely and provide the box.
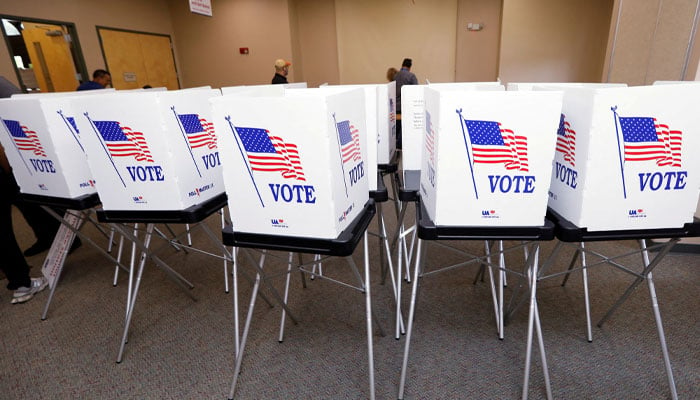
[76,69,111,91]
[394,58,418,114]
[271,59,291,84]
[393,58,418,149]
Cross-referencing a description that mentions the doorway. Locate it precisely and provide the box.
[1,15,88,92]
[97,27,180,90]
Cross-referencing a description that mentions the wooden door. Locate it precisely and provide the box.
[140,34,179,89]
[99,28,179,90]
[21,22,79,92]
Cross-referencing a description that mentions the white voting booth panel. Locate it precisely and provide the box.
[401,82,504,171]
[420,88,563,226]
[70,88,224,211]
[210,88,369,238]
[117,87,168,92]
[324,83,396,166]
[10,89,117,99]
[291,85,380,191]
[507,82,628,91]
[220,82,307,95]
[653,81,700,85]
[547,84,700,231]
[0,92,106,198]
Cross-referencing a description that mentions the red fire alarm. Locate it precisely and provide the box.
[239,47,249,54]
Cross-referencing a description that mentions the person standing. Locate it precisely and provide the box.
[76,69,112,91]
[394,58,418,149]
[271,59,291,84]
[0,144,48,304]
[386,67,398,82]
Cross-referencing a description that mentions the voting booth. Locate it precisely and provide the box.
[506,82,628,91]
[220,82,307,96]
[70,87,224,211]
[419,88,563,226]
[546,84,700,231]
[323,83,396,166]
[0,93,103,199]
[289,84,390,192]
[401,82,504,171]
[211,88,369,239]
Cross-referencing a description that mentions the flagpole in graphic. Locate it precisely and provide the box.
[611,106,627,199]
[84,112,126,187]
[0,116,33,175]
[171,106,202,178]
[332,113,349,197]
[57,110,85,153]
[456,108,479,199]
[226,116,265,207]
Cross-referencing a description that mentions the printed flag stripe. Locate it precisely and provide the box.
[620,116,682,167]
[337,120,361,163]
[556,114,576,166]
[235,126,306,181]
[425,111,435,166]
[464,119,529,172]
[3,119,46,157]
[178,113,218,150]
[93,120,154,162]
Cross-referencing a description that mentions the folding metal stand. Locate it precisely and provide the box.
[398,202,556,400]
[535,208,700,400]
[19,193,128,320]
[392,170,420,339]
[394,171,526,341]
[222,200,378,400]
[369,172,406,340]
[378,154,402,278]
[95,192,230,363]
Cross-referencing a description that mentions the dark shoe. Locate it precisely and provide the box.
[23,241,52,257]
[68,237,82,254]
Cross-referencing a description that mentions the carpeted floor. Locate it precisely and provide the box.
[1,200,698,399]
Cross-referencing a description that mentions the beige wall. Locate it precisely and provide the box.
[499,0,614,84]
[5,0,700,91]
[334,0,458,84]
[166,0,294,88]
[288,0,339,87]
[0,0,175,89]
[455,0,502,82]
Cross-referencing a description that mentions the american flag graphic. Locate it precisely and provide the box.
[389,99,396,124]
[464,119,529,172]
[336,120,361,163]
[425,111,435,166]
[66,117,80,134]
[93,121,154,162]
[177,113,217,150]
[619,116,681,167]
[556,114,576,166]
[3,119,46,157]
[235,126,306,180]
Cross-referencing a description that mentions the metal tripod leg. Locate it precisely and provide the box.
[521,244,552,400]
[398,238,426,400]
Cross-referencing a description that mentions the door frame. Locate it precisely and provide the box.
[96,26,180,89]
[0,14,89,92]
